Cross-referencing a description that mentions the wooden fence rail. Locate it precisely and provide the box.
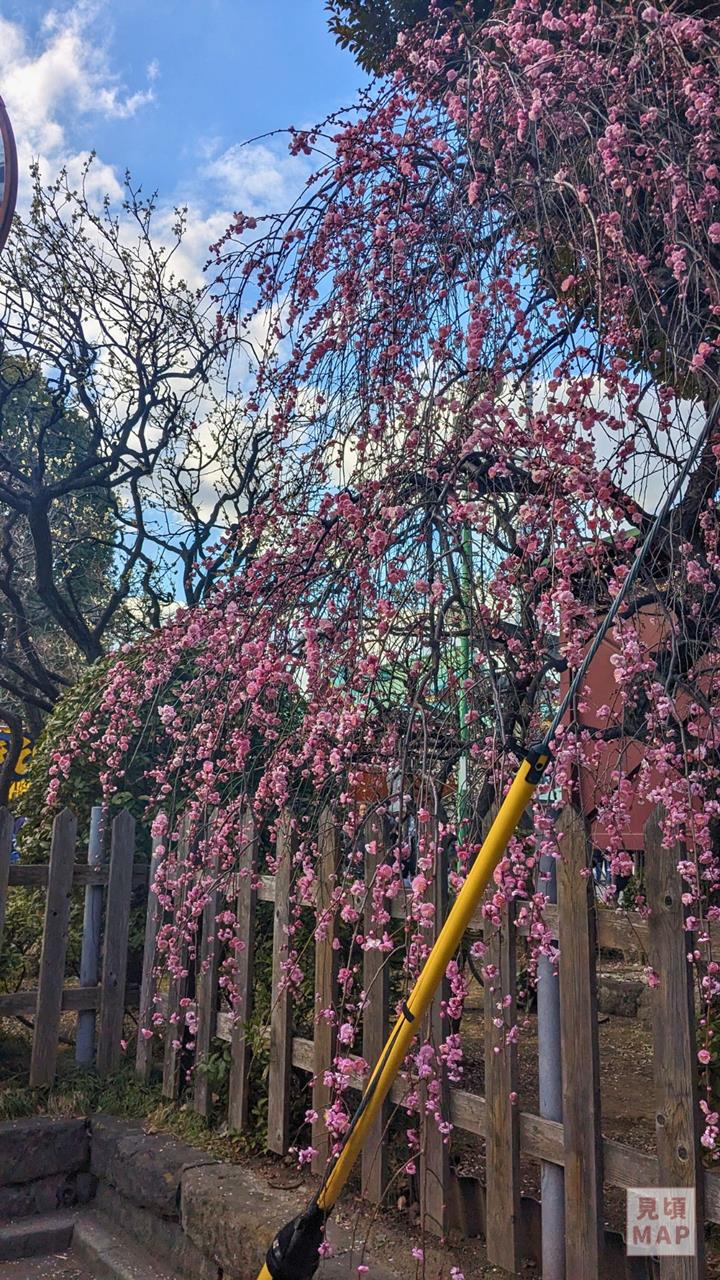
[0,800,714,1276]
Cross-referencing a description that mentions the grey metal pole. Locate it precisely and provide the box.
[76,806,104,1066]
[537,850,565,1278]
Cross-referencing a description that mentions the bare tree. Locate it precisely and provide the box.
[0,161,270,733]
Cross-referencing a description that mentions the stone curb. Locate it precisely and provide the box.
[181,1162,400,1279]
[90,1116,218,1220]
[0,1118,89,1188]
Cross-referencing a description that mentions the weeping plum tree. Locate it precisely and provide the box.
[51,0,720,1167]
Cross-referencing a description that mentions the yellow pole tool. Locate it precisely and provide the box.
[258,745,550,1279]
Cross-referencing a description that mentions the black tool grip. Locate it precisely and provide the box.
[265,1202,325,1279]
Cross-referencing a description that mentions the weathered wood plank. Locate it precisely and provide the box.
[162,977,186,1099]
[312,807,339,1175]
[0,984,139,1017]
[5,988,99,1017]
[29,809,78,1086]
[285,1030,720,1213]
[97,809,135,1075]
[194,849,221,1118]
[0,807,13,955]
[267,810,296,1155]
[76,807,104,1066]
[7,863,147,888]
[228,809,259,1133]
[537,850,564,1280]
[557,805,603,1278]
[419,814,450,1238]
[252,865,720,959]
[162,823,190,1100]
[256,875,275,904]
[361,812,391,1203]
[645,809,706,1280]
[542,902,651,956]
[484,895,521,1270]
[135,834,164,1080]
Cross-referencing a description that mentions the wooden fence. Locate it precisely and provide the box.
[0,807,145,1082]
[0,800,716,1277]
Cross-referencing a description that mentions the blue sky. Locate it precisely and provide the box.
[0,1,369,598]
[0,1,365,275]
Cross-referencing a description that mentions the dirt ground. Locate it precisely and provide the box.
[457,961,659,1226]
[333,1193,526,1278]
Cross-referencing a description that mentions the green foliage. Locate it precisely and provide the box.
[1,658,153,994]
[0,886,46,992]
[326,0,492,72]
[0,358,118,732]
[0,1060,161,1123]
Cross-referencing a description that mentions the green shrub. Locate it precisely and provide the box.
[1,659,154,995]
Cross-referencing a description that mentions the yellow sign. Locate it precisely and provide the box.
[0,725,33,801]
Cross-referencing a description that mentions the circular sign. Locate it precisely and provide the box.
[0,96,18,254]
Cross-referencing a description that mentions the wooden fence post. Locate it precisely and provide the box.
[76,806,104,1066]
[557,804,603,1278]
[136,831,164,1080]
[484,894,521,1271]
[537,850,565,1280]
[361,811,390,1203]
[419,813,450,1237]
[228,809,258,1132]
[311,807,340,1174]
[162,821,190,1099]
[267,809,296,1155]
[29,808,78,1086]
[0,807,13,955]
[194,849,221,1117]
[645,808,706,1280]
[97,809,135,1075]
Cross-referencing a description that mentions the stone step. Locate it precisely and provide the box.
[0,1211,76,1262]
[0,1254,93,1278]
[73,1210,179,1280]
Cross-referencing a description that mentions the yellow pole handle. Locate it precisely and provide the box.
[256,750,546,1277]
[317,752,541,1213]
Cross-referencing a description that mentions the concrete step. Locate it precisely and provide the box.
[72,1209,179,1280]
[0,1211,76,1261]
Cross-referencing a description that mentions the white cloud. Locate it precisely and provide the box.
[0,2,156,201]
[0,0,320,285]
[202,139,313,216]
[63,150,123,201]
[148,139,315,293]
